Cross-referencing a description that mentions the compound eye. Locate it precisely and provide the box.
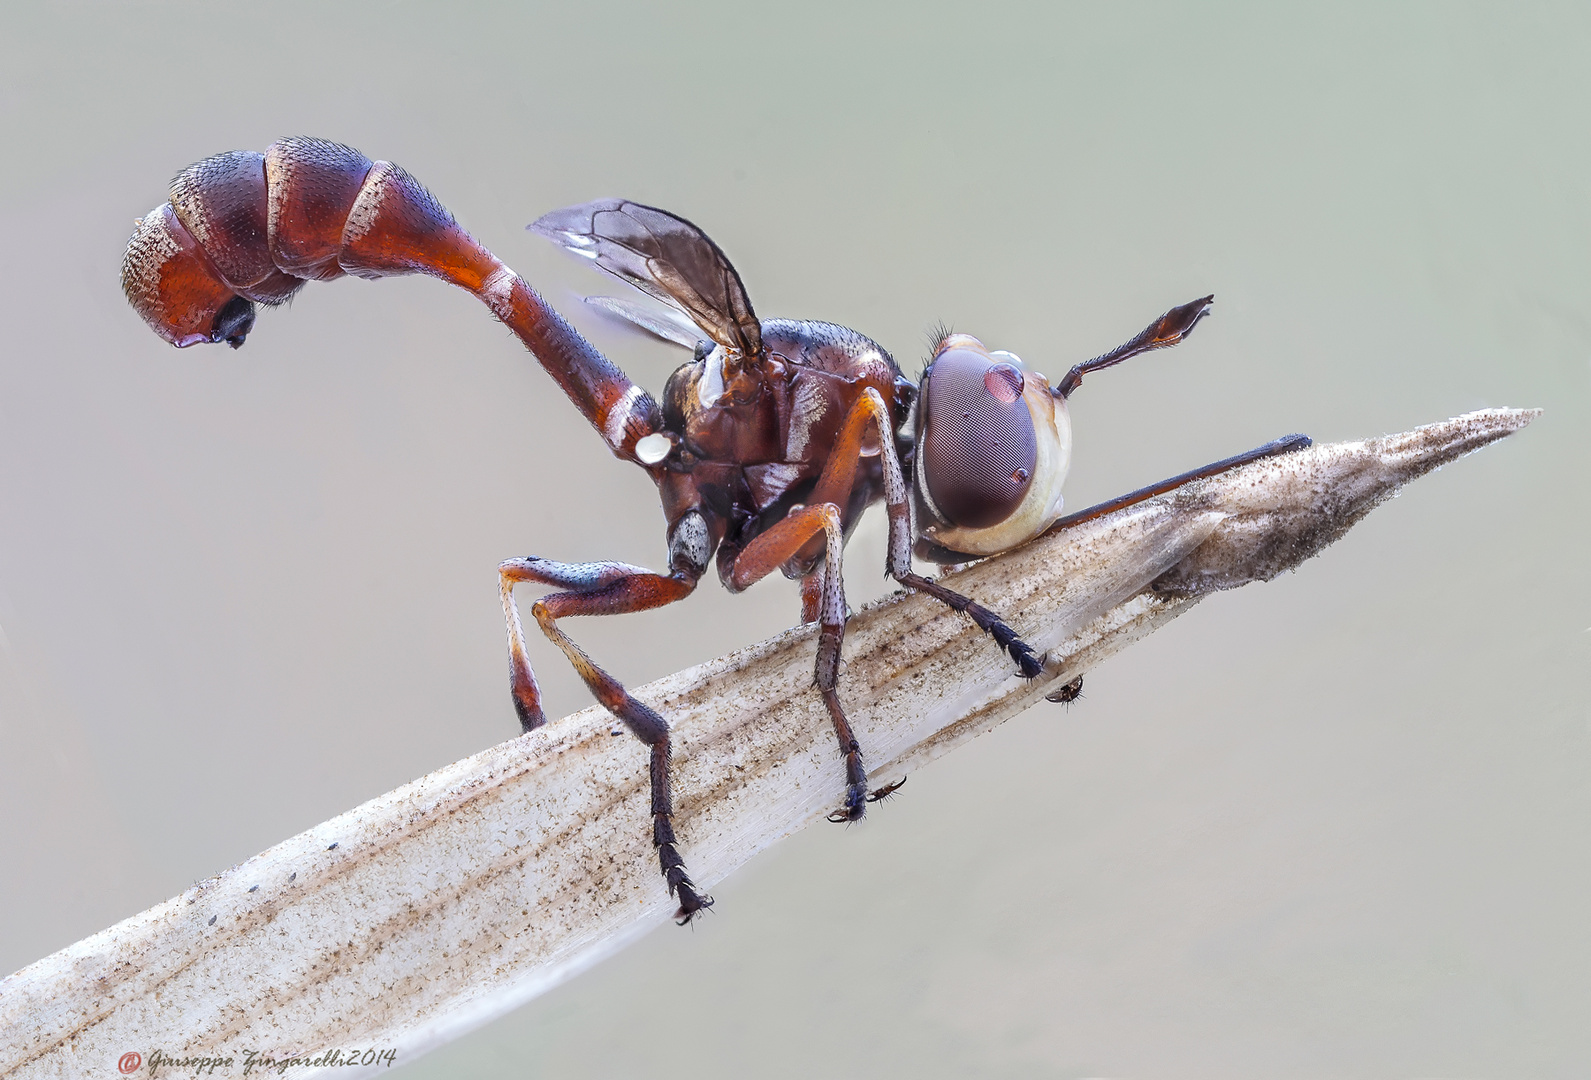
[920,347,1038,529]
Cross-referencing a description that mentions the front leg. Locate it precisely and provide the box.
[498,554,709,923]
[757,389,1045,824]
[808,387,1046,679]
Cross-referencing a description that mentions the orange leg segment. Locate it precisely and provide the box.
[787,387,915,575]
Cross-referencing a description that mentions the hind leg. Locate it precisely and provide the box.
[499,556,710,922]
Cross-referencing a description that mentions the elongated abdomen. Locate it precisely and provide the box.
[121,137,497,348]
[120,138,662,464]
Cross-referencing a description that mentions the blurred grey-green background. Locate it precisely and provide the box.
[1,2,1586,1076]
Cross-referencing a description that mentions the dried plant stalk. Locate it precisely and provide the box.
[0,409,1537,1078]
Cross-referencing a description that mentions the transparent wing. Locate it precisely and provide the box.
[582,295,703,351]
[530,199,761,358]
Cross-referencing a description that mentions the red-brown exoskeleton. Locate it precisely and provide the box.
[123,137,1308,923]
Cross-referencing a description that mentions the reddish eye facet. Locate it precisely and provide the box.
[920,348,1038,529]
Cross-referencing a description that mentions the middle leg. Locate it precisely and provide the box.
[728,504,883,822]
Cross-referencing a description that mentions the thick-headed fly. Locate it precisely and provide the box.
[123,138,1308,922]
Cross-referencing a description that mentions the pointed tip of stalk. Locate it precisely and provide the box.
[1374,407,1540,472]
[1150,407,1539,599]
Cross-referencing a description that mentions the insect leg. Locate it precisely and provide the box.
[806,387,1046,679]
[726,506,881,822]
[498,558,659,729]
[1050,433,1313,530]
[799,388,915,579]
[1031,434,1310,705]
[499,557,710,923]
[1045,675,1086,705]
[892,572,1046,679]
[1054,295,1215,398]
[798,571,823,624]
